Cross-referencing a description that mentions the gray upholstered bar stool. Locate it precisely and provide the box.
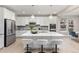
[35,39,48,53]
[22,39,33,53]
[50,39,63,53]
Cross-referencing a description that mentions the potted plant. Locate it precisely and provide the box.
[29,22,37,34]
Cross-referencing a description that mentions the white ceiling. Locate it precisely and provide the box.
[2,5,79,16]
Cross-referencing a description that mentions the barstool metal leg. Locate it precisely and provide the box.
[52,44,58,53]
[39,45,45,53]
[25,44,32,53]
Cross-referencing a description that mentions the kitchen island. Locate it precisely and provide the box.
[19,31,67,39]
[18,31,68,53]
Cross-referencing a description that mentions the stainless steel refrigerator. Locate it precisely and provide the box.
[4,19,16,47]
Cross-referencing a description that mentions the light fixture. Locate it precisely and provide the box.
[49,14,53,19]
[49,5,53,19]
[38,11,40,14]
[31,15,35,19]
[22,11,25,14]
[31,5,35,19]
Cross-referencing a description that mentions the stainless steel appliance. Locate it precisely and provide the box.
[4,19,16,47]
[50,24,56,32]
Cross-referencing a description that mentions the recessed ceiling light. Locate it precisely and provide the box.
[38,11,40,14]
[22,11,25,14]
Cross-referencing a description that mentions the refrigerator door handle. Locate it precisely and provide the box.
[0,34,4,35]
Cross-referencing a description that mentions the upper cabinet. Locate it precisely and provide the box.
[0,7,15,20]
[3,8,15,20]
[16,16,59,26]
[0,7,4,34]
[0,7,15,34]
[16,17,30,26]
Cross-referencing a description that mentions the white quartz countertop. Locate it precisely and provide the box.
[21,31,65,37]
[17,31,68,39]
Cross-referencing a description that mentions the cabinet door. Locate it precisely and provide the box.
[0,35,4,48]
[0,19,4,34]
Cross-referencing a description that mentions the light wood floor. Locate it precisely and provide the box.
[0,38,79,53]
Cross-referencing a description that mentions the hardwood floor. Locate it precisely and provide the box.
[0,38,79,53]
[0,39,24,53]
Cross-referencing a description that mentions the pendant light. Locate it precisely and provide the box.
[49,5,53,19]
[31,15,35,19]
[49,14,53,19]
[31,5,35,19]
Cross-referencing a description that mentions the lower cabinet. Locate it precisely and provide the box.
[0,35,4,48]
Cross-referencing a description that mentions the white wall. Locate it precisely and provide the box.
[72,17,79,32]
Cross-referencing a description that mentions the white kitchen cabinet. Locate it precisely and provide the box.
[0,35,4,48]
[0,19,4,34]
[16,17,51,26]
[3,8,15,20]
[16,17,30,26]
[0,7,4,34]
[0,7,15,48]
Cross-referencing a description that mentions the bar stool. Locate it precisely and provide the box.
[36,39,48,53]
[50,39,63,53]
[22,39,33,53]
